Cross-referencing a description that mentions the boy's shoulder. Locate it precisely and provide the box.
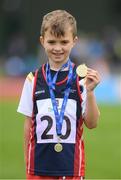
[26,66,43,82]
[27,72,35,82]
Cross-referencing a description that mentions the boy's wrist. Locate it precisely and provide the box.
[86,90,94,96]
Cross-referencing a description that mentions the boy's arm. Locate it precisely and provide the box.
[83,68,100,129]
[24,116,32,163]
[84,91,100,129]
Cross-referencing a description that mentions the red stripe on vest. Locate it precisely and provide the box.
[27,69,38,174]
[80,140,85,176]
[74,118,84,176]
[74,76,85,176]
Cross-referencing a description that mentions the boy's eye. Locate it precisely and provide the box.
[61,40,69,44]
[47,40,69,45]
[47,40,56,44]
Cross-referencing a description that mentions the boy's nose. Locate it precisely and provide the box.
[53,44,62,51]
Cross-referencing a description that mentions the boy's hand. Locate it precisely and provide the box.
[85,68,100,92]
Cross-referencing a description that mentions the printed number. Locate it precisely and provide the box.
[41,115,71,140]
[41,116,53,139]
[60,116,71,140]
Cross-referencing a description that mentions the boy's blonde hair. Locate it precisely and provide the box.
[40,10,77,38]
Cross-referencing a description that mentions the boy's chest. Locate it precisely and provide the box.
[33,69,82,144]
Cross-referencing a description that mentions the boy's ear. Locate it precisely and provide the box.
[40,36,44,46]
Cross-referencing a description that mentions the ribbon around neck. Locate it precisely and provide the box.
[46,59,74,136]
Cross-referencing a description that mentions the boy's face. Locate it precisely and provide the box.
[40,27,78,65]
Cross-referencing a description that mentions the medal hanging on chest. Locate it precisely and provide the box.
[46,60,74,152]
[54,136,63,152]
[54,143,63,152]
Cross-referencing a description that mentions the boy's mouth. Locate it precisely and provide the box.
[52,53,64,56]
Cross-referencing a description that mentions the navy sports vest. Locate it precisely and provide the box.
[27,64,85,176]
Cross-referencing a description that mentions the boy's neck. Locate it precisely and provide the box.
[48,58,69,71]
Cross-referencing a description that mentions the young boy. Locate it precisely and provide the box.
[17,10,100,180]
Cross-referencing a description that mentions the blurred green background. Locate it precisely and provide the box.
[0,0,121,179]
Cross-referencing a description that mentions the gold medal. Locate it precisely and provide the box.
[76,64,87,77]
[54,143,63,152]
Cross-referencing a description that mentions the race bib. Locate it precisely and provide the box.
[36,98,76,144]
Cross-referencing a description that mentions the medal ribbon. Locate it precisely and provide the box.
[46,60,73,136]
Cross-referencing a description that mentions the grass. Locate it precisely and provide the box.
[0,100,121,179]
[84,104,121,179]
[0,100,25,179]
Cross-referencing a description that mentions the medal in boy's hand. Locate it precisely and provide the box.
[76,64,87,77]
